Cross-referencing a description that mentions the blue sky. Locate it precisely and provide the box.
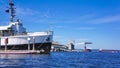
[0,0,120,49]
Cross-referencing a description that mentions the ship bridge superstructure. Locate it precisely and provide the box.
[0,20,26,36]
[0,0,27,36]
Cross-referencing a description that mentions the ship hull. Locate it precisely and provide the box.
[0,31,53,54]
[0,42,52,54]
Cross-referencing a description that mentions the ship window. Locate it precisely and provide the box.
[46,37,50,41]
[8,27,12,29]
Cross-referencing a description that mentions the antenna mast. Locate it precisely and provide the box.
[6,0,16,22]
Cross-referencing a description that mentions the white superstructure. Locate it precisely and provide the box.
[0,21,53,46]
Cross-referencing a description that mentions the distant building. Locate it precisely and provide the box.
[51,42,68,52]
[67,40,75,50]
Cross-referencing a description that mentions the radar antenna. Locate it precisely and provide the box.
[6,0,16,22]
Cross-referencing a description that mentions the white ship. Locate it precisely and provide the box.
[0,0,53,54]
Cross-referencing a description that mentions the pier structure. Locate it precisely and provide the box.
[83,42,92,52]
[51,42,68,52]
[67,40,75,50]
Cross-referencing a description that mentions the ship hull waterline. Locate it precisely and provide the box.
[0,43,52,54]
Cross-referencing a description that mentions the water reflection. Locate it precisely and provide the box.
[0,54,27,59]
[0,54,50,68]
[0,52,119,68]
[0,54,27,67]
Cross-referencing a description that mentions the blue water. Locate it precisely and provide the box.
[0,52,120,68]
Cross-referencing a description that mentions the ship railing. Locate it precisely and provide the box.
[27,31,53,35]
[0,31,53,37]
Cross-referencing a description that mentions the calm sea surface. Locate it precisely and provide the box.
[0,52,120,68]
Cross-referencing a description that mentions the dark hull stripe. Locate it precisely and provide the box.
[0,43,52,54]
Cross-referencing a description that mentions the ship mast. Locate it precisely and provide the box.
[6,0,16,22]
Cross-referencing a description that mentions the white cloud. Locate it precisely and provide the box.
[75,38,91,43]
[75,27,96,30]
[54,25,64,28]
[53,14,120,24]
[54,14,95,24]
[53,36,62,38]
[16,7,52,18]
[15,7,54,24]
[53,25,68,29]
[87,15,120,24]
[16,7,40,16]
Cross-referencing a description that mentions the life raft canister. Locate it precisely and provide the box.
[5,38,8,44]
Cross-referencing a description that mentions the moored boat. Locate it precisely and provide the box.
[0,0,53,54]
